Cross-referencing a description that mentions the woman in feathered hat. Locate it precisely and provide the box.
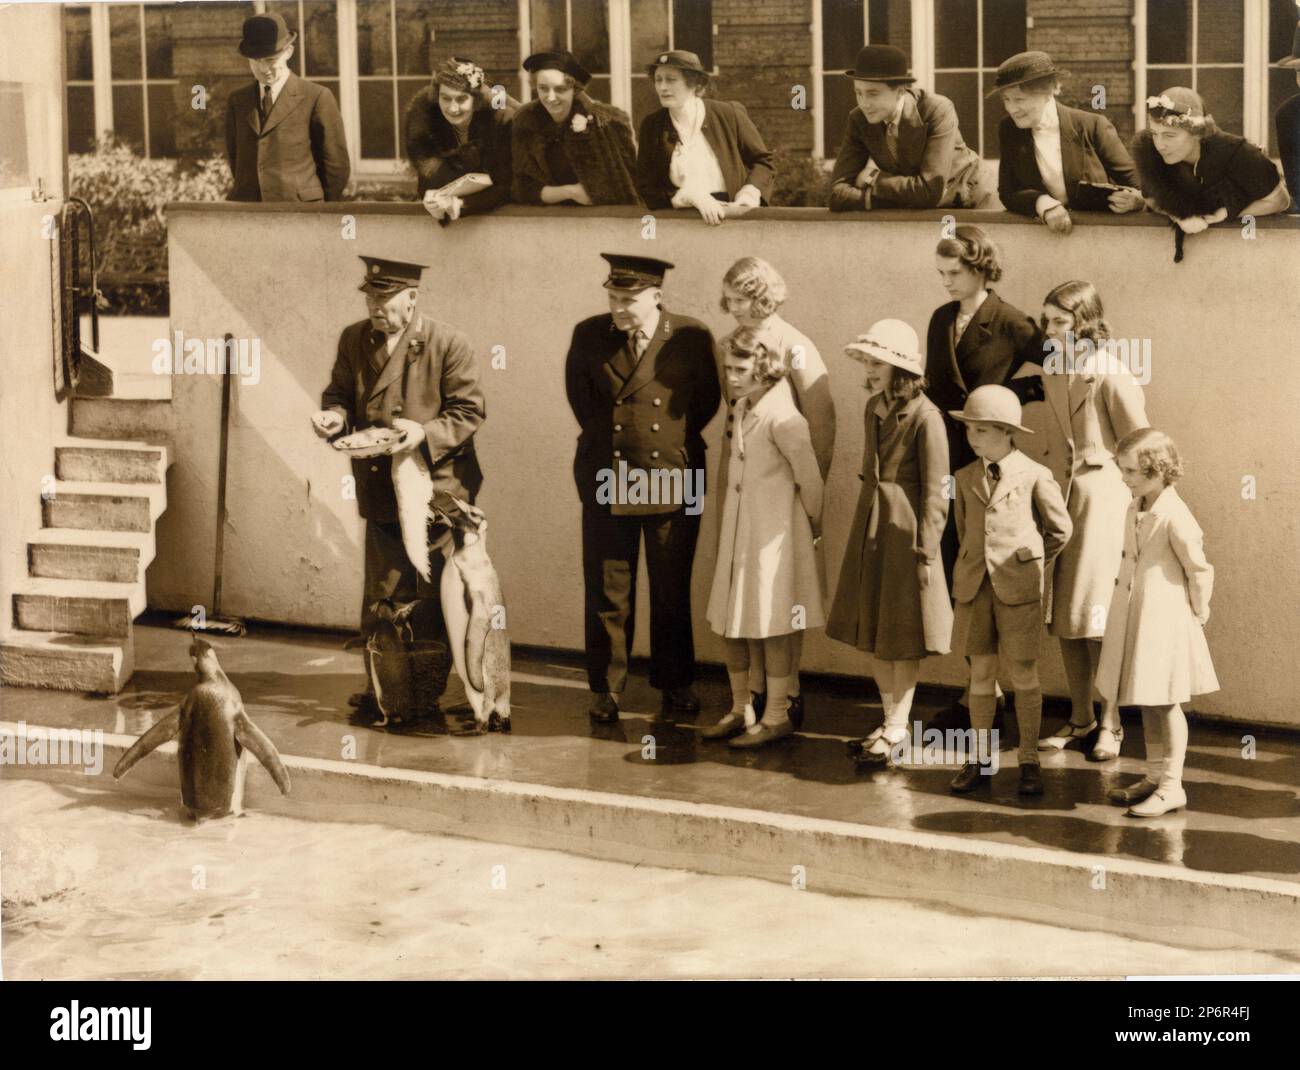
[511,50,640,207]
[405,57,519,221]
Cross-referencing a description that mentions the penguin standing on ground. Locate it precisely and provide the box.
[113,640,291,821]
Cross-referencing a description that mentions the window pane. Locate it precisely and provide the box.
[935,70,978,151]
[823,0,864,69]
[1197,0,1242,64]
[868,0,911,53]
[1268,67,1295,157]
[934,0,977,69]
[395,0,432,76]
[1196,66,1243,135]
[1270,0,1298,59]
[530,0,567,52]
[65,6,94,82]
[144,3,174,78]
[982,0,1025,69]
[1148,0,1191,65]
[673,0,712,69]
[1147,66,1192,102]
[264,2,303,73]
[585,75,612,103]
[1,82,32,189]
[397,77,424,144]
[110,4,143,81]
[356,0,393,76]
[572,0,611,75]
[630,75,660,126]
[304,1,340,77]
[982,74,1006,156]
[67,84,97,153]
[823,72,858,153]
[112,83,146,152]
[631,0,669,66]
[147,83,176,157]
[359,79,395,157]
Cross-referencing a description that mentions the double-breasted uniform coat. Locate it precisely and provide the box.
[565,309,721,693]
[707,378,824,639]
[827,392,953,659]
[322,312,486,631]
[1096,487,1219,705]
[225,73,350,202]
[1011,361,1149,636]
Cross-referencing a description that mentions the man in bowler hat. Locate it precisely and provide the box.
[829,45,988,210]
[226,13,350,202]
[565,255,722,722]
[313,256,486,716]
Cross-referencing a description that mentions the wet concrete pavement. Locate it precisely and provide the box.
[3,620,1298,883]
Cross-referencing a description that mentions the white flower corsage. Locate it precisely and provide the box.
[571,113,590,134]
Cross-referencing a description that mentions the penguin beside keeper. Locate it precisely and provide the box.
[312,256,487,723]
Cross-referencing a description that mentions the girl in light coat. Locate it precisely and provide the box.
[704,329,824,749]
[1097,429,1219,816]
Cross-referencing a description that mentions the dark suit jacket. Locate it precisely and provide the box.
[404,87,517,210]
[634,99,775,209]
[1276,93,1300,213]
[322,314,485,522]
[828,89,982,210]
[925,290,1043,471]
[565,310,721,516]
[226,74,350,202]
[511,96,640,205]
[997,103,1138,216]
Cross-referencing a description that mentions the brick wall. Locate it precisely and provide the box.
[170,2,258,162]
[1027,0,1136,139]
[428,0,520,94]
[714,0,814,154]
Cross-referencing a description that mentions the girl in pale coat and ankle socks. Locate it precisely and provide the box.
[1097,428,1219,816]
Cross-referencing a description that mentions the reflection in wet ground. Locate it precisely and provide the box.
[3,621,1297,882]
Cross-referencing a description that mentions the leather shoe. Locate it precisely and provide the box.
[727,720,794,749]
[1018,761,1044,796]
[701,712,748,740]
[950,760,991,793]
[1126,782,1186,817]
[1108,776,1158,806]
[1038,718,1098,751]
[662,686,700,714]
[1088,726,1123,762]
[787,694,805,731]
[588,692,620,724]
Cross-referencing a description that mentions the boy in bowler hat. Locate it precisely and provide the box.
[829,45,988,211]
[226,13,351,202]
[565,254,722,722]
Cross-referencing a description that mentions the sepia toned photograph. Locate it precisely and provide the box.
[1,0,1298,1005]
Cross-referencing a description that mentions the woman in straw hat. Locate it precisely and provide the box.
[405,57,518,221]
[1132,86,1288,259]
[827,320,953,765]
[634,50,774,225]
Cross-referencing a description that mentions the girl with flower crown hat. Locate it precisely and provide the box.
[826,319,953,765]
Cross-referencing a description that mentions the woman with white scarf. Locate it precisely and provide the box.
[635,50,774,226]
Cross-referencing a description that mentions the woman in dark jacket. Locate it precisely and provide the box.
[511,50,639,207]
[405,57,518,222]
[991,50,1144,232]
[1132,87,1288,259]
[635,50,774,225]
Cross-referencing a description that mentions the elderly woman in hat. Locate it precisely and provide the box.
[827,320,953,766]
[992,50,1144,233]
[1273,20,1300,212]
[829,45,986,211]
[1132,87,1288,258]
[405,57,519,222]
[634,50,774,225]
[511,50,639,207]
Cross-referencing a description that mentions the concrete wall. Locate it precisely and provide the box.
[0,4,67,636]
[159,203,1300,726]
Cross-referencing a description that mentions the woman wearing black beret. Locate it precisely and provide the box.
[634,50,774,225]
[511,50,640,207]
[404,57,518,222]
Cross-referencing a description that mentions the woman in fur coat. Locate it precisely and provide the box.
[512,50,640,207]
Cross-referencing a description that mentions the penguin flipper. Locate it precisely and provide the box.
[234,712,292,796]
[113,708,181,779]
